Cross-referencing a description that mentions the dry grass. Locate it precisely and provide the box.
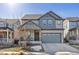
[0,47,31,55]
[0,47,23,52]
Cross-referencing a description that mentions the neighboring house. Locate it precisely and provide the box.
[0,19,17,45]
[16,11,64,45]
[63,17,79,43]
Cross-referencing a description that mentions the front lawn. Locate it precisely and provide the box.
[0,47,30,52]
[0,47,32,55]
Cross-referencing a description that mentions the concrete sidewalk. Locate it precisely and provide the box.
[42,43,79,55]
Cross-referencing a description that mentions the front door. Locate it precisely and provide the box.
[0,32,3,38]
[34,30,39,41]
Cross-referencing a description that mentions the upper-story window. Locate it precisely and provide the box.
[0,22,6,27]
[42,20,47,25]
[48,20,52,25]
[7,24,14,29]
[42,19,53,25]
[57,20,62,25]
[70,22,77,26]
[69,22,77,29]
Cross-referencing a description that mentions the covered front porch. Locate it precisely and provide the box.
[18,21,41,47]
[0,29,14,45]
[69,27,79,40]
[69,27,79,44]
[19,29,41,44]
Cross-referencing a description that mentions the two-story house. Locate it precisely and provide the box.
[0,19,17,45]
[63,17,79,44]
[16,11,64,45]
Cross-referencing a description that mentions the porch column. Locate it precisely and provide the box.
[61,32,64,43]
[76,28,79,40]
[10,32,12,39]
[39,30,41,41]
[7,29,9,43]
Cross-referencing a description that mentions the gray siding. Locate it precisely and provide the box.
[39,14,56,29]
[21,13,63,29]
[21,22,40,30]
[56,20,63,28]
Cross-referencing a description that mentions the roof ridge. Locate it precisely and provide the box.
[22,11,63,20]
[48,11,63,19]
[66,17,79,18]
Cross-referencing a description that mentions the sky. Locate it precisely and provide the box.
[0,3,79,19]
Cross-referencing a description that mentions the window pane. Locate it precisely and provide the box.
[0,22,6,27]
[57,20,61,25]
[42,20,47,25]
[69,22,77,29]
[48,20,52,25]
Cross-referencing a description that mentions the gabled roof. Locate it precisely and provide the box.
[0,19,18,24]
[0,27,14,31]
[22,14,42,20]
[40,11,63,20]
[66,17,79,21]
[22,11,63,20]
[6,19,18,24]
[49,11,62,19]
[18,20,41,30]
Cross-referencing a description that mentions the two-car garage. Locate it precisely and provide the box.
[41,30,63,43]
[41,33,61,43]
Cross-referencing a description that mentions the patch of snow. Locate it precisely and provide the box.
[55,52,79,55]
[30,45,42,51]
[30,52,49,55]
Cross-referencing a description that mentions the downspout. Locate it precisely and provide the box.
[7,29,9,44]
[76,28,78,40]
[76,21,78,40]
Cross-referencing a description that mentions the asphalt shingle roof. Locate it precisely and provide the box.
[21,11,63,20]
[66,17,79,21]
[0,19,18,24]
[22,14,42,20]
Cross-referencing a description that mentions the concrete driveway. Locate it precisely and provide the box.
[42,43,79,55]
